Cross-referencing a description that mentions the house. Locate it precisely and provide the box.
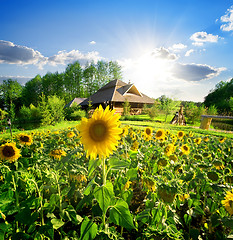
[65,98,87,108]
[79,79,155,115]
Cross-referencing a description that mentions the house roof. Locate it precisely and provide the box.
[80,79,154,106]
[65,97,87,108]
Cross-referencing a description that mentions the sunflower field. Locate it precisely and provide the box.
[0,106,233,240]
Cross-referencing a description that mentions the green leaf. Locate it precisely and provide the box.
[94,181,115,214]
[83,178,97,196]
[15,207,39,225]
[109,199,135,230]
[88,158,101,177]
[0,222,10,240]
[109,157,130,170]
[126,168,138,180]
[80,216,97,240]
[51,218,65,230]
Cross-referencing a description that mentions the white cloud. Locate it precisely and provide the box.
[0,40,104,69]
[0,40,47,68]
[151,47,178,60]
[190,32,219,46]
[170,43,187,51]
[90,41,96,45]
[220,6,233,31]
[185,49,194,57]
[48,50,104,66]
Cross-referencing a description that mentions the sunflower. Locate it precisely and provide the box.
[194,138,202,145]
[131,141,139,151]
[0,142,21,163]
[155,129,166,140]
[164,144,175,157]
[18,134,33,146]
[78,105,122,160]
[49,149,66,160]
[177,131,185,139]
[67,131,76,138]
[222,189,233,215]
[144,127,153,140]
[181,144,190,155]
[121,126,129,137]
[219,137,226,143]
[203,136,209,142]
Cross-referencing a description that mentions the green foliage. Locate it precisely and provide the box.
[184,102,206,124]
[38,95,65,126]
[144,102,159,119]
[19,105,31,123]
[204,78,233,113]
[158,95,181,122]
[207,105,218,115]
[229,97,233,113]
[47,95,65,123]
[0,108,8,131]
[122,100,131,116]
[65,103,86,121]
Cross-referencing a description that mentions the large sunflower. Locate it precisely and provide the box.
[222,189,233,215]
[155,129,166,140]
[18,133,33,146]
[0,142,21,163]
[144,127,153,140]
[78,105,122,159]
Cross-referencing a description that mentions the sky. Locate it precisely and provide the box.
[1,0,233,102]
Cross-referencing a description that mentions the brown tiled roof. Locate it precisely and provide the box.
[80,79,154,106]
[65,97,87,107]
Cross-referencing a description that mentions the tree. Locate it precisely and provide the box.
[122,100,131,116]
[22,75,42,106]
[64,61,84,101]
[204,78,233,113]
[0,79,23,120]
[108,61,123,80]
[83,62,98,97]
[158,95,180,122]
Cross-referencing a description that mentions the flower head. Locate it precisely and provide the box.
[164,144,176,157]
[222,189,233,215]
[18,134,33,145]
[78,105,122,159]
[67,131,76,138]
[181,144,190,155]
[144,127,153,140]
[49,149,66,160]
[0,142,21,163]
[155,129,166,140]
[177,131,185,139]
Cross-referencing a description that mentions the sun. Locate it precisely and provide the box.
[137,52,172,81]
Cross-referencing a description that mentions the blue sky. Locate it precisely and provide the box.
[1,0,233,102]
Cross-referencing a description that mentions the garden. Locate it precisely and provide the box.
[0,106,233,240]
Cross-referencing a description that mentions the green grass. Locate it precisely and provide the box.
[1,115,232,141]
[0,120,80,139]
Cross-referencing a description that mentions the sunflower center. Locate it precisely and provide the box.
[183,146,188,151]
[89,120,107,142]
[20,136,30,142]
[146,128,151,135]
[3,146,15,157]
[156,131,162,137]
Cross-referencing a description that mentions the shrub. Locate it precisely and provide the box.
[19,105,31,123]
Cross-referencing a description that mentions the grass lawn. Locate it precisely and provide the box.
[1,116,232,140]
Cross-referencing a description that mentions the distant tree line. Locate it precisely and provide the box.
[204,78,233,114]
[0,60,122,127]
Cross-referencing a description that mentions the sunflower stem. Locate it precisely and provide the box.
[102,157,106,186]
[102,157,107,230]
